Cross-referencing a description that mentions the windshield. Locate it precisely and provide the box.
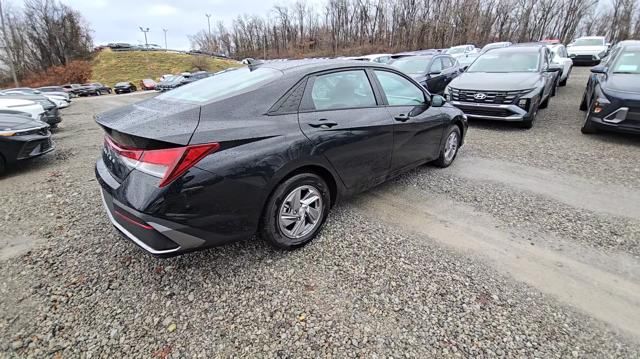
[38,87,64,92]
[573,38,604,46]
[467,51,540,73]
[391,57,431,74]
[157,66,282,103]
[612,51,640,74]
[446,47,466,55]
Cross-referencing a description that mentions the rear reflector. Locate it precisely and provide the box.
[105,136,220,187]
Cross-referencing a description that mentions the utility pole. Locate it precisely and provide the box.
[162,28,168,50]
[139,26,149,47]
[0,0,18,87]
[205,13,212,51]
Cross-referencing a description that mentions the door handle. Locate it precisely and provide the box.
[309,120,338,129]
[394,114,410,122]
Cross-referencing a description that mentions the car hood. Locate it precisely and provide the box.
[0,114,46,130]
[95,97,201,145]
[604,74,640,95]
[567,45,607,54]
[448,72,541,91]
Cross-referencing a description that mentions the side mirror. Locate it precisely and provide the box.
[33,90,41,94]
[431,95,445,107]
[545,64,562,72]
[606,43,612,48]
[591,65,607,74]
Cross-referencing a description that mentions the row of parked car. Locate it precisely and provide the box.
[0,86,75,173]
[344,36,635,134]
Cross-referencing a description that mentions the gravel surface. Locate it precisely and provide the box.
[1,68,640,357]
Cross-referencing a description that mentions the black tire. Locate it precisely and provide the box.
[581,104,598,134]
[519,105,538,129]
[551,79,558,97]
[579,91,588,111]
[539,93,550,109]
[260,173,331,250]
[434,125,461,168]
[0,155,5,176]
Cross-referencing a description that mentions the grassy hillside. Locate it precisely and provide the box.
[91,49,238,87]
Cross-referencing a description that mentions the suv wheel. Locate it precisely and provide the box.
[260,173,331,249]
[434,125,461,168]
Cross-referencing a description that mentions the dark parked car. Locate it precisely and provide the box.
[0,114,53,174]
[390,54,460,94]
[155,75,184,92]
[95,60,467,256]
[0,93,61,128]
[580,43,640,134]
[140,79,157,90]
[180,71,212,85]
[114,82,137,94]
[444,44,561,128]
[78,83,112,96]
[62,84,82,96]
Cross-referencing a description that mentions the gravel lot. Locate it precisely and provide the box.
[1,67,640,357]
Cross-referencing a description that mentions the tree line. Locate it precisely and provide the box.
[191,0,640,59]
[0,0,93,85]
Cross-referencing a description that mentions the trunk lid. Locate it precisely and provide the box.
[96,97,201,182]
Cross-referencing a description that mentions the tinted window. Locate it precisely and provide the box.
[430,58,444,72]
[391,57,431,74]
[467,51,540,73]
[311,70,376,110]
[442,57,453,68]
[375,70,425,106]
[158,67,279,103]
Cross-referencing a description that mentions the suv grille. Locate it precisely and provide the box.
[449,88,532,104]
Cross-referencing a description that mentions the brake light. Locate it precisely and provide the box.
[105,136,220,187]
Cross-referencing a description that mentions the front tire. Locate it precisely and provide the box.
[434,125,461,168]
[260,173,331,249]
[581,103,598,134]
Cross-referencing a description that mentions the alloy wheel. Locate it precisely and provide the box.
[444,131,459,162]
[278,185,323,239]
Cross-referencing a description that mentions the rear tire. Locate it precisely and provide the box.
[260,173,331,250]
[434,125,461,168]
[579,90,588,111]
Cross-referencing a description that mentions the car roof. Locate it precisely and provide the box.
[487,46,541,53]
[511,42,547,48]
[621,44,640,51]
[257,59,391,74]
[577,36,605,39]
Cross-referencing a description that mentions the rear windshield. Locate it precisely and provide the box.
[115,82,129,86]
[573,38,604,46]
[157,66,282,103]
[391,57,431,74]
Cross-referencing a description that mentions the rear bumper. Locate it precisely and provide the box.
[95,158,244,257]
[450,101,530,121]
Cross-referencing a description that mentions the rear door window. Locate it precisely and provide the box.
[310,70,377,110]
[430,58,444,73]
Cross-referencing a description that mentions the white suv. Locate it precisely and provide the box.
[567,36,610,65]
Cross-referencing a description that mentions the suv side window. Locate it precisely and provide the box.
[311,70,377,110]
[374,70,425,106]
[430,58,444,73]
[442,57,453,68]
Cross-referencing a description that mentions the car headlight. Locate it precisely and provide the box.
[0,129,16,136]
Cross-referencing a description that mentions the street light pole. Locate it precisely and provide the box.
[162,28,168,50]
[138,26,149,47]
[205,13,212,51]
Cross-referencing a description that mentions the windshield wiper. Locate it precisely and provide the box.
[612,71,637,74]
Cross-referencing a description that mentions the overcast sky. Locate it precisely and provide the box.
[53,0,322,50]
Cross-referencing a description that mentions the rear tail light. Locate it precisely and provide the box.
[105,136,220,187]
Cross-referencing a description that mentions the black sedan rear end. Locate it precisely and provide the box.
[0,115,54,174]
[114,82,137,94]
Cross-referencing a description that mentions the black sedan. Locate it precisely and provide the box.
[0,114,53,174]
[390,54,460,94]
[95,60,467,256]
[114,82,137,94]
[444,44,561,128]
[580,43,640,134]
